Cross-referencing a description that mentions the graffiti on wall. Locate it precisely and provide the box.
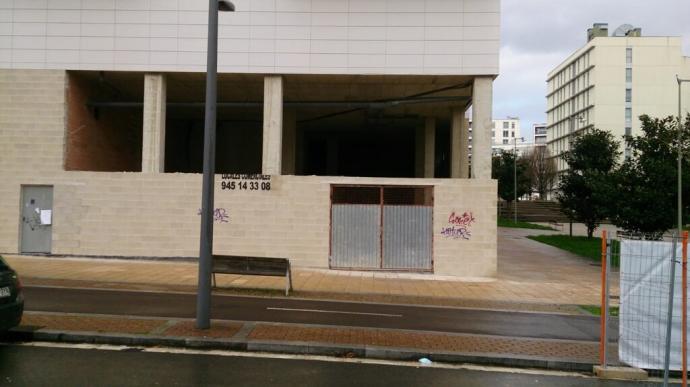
[440,211,476,240]
[196,208,230,223]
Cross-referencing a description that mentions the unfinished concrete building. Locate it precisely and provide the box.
[0,0,500,277]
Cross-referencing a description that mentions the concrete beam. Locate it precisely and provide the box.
[282,109,296,175]
[142,74,166,173]
[471,77,493,179]
[262,75,283,175]
[424,117,435,178]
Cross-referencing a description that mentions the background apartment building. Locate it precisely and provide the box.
[546,23,690,174]
[469,116,530,158]
[533,123,547,146]
[0,0,501,278]
[491,116,520,145]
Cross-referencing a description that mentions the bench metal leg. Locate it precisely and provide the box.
[285,266,293,296]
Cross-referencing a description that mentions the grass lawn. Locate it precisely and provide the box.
[580,305,619,317]
[497,218,556,231]
[527,234,620,267]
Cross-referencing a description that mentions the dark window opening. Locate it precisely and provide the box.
[301,113,420,178]
[332,185,433,206]
[165,73,264,174]
[331,186,380,204]
[65,71,143,172]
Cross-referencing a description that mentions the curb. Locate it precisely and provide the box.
[5,327,594,372]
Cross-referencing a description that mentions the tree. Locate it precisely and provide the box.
[557,129,620,238]
[611,114,690,235]
[492,151,531,205]
[526,147,557,199]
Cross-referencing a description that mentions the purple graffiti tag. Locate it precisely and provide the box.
[441,211,475,240]
[196,208,230,223]
[441,226,472,240]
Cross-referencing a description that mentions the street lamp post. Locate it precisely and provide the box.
[677,75,689,235]
[197,0,235,330]
[513,136,525,223]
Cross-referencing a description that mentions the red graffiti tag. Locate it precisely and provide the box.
[448,211,476,227]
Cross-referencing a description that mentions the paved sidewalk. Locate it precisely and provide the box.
[3,227,616,312]
[9,311,611,371]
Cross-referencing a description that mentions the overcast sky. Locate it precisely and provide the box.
[495,0,690,141]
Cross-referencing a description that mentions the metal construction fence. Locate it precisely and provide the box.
[600,230,689,385]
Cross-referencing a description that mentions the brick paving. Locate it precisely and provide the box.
[248,323,605,362]
[15,312,610,365]
[160,320,243,338]
[21,313,164,335]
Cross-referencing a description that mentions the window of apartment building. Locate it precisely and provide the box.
[626,48,633,65]
[626,89,632,103]
[503,122,509,129]
[626,68,632,82]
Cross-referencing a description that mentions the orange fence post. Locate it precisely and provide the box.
[683,231,688,387]
[600,230,608,366]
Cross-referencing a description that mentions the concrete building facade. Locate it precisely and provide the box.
[547,24,690,174]
[0,0,500,277]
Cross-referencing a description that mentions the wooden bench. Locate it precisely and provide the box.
[212,255,293,296]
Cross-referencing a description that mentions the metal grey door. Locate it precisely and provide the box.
[330,204,381,269]
[382,205,433,270]
[20,185,53,253]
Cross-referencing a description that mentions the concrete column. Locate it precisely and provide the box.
[262,75,283,175]
[424,117,435,178]
[460,114,470,178]
[142,74,166,172]
[282,109,296,175]
[471,77,493,179]
[414,125,425,178]
[450,108,463,178]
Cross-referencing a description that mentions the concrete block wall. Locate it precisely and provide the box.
[0,69,497,277]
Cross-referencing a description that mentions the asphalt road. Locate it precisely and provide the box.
[22,285,615,342]
[0,344,660,387]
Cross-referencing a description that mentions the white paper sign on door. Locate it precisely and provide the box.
[40,210,52,225]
